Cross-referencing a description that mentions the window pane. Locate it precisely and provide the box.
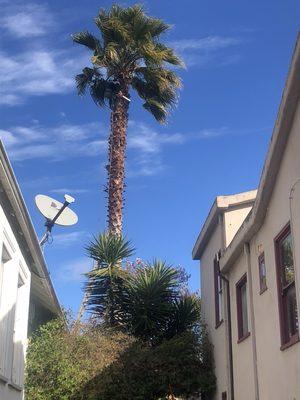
[281,233,294,286]
[286,284,298,338]
[241,283,248,336]
[259,256,267,291]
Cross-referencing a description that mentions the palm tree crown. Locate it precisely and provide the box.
[73,4,183,122]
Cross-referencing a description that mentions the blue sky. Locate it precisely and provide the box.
[0,0,299,312]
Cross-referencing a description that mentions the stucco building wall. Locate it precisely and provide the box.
[193,36,300,400]
[200,219,228,400]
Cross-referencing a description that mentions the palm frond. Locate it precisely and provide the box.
[166,295,201,338]
[86,232,135,268]
[75,67,101,95]
[72,31,102,53]
[122,260,179,341]
[143,99,168,123]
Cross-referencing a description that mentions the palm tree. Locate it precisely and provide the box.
[73,4,183,235]
[84,232,134,325]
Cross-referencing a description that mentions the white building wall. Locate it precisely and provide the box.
[0,204,31,400]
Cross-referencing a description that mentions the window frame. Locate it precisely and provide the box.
[274,223,299,350]
[258,252,267,294]
[221,392,227,400]
[236,273,250,343]
[214,255,223,328]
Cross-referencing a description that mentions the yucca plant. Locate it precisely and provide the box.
[123,260,178,342]
[84,232,134,325]
[73,4,183,235]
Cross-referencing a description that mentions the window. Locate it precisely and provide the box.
[214,256,223,327]
[0,245,10,305]
[236,274,249,342]
[258,252,267,293]
[275,224,299,348]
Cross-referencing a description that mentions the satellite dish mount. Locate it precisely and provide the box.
[35,194,78,247]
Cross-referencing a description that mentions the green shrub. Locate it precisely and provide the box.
[25,318,134,400]
[26,319,215,400]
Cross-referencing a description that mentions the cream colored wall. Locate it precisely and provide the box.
[247,100,300,400]
[221,100,300,399]
[227,252,256,400]
[200,218,228,400]
[224,206,252,247]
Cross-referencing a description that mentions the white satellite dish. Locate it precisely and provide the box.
[35,195,78,226]
[35,194,78,247]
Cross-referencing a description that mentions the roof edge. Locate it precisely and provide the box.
[192,190,257,260]
[220,33,300,272]
[0,141,61,314]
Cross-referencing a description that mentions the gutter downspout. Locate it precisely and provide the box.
[244,243,260,400]
[220,272,234,400]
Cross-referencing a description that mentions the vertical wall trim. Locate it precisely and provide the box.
[244,242,260,400]
[289,179,300,329]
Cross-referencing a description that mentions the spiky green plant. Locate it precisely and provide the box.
[85,232,134,325]
[73,4,183,235]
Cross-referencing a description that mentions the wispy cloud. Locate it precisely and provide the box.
[0,122,107,161]
[1,119,267,175]
[0,49,87,105]
[0,2,55,38]
[170,36,241,52]
[51,188,89,195]
[170,35,242,68]
[57,257,92,282]
[127,121,184,176]
[53,231,88,247]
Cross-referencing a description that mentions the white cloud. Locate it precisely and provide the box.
[170,36,241,52]
[0,49,87,105]
[53,231,88,247]
[1,118,264,175]
[169,35,242,68]
[0,122,107,161]
[51,188,89,195]
[57,257,93,282]
[0,3,55,38]
[128,121,184,153]
[126,121,185,176]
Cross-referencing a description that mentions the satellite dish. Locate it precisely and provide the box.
[35,195,78,226]
[35,194,78,247]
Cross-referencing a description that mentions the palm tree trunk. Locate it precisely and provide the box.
[106,89,129,236]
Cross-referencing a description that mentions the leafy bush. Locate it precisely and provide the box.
[25,319,215,400]
[25,318,134,400]
[77,330,215,400]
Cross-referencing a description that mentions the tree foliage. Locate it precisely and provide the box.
[85,232,134,324]
[25,319,134,400]
[72,4,183,122]
[25,319,215,400]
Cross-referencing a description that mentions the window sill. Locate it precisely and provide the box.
[8,382,23,392]
[259,287,267,295]
[0,374,8,384]
[237,332,250,344]
[215,319,224,329]
[280,334,300,351]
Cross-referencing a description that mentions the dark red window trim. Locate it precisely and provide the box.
[258,252,267,294]
[236,273,250,342]
[274,223,299,350]
[222,391,227,400]
[214,255,223,328]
